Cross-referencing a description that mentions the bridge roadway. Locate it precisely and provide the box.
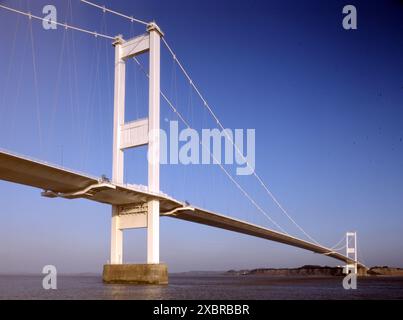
[0,149,366,270]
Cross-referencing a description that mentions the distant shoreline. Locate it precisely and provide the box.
[226,265,403,277]
[1,265,403,277]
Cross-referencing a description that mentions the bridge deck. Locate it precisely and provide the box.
[0,150,365,269]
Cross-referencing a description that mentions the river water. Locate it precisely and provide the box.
[0,274,402,300]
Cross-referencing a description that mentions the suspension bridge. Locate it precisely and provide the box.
[0,1,366,284]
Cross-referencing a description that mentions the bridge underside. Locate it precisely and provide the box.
[0,150,366,270]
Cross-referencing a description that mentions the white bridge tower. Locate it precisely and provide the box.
[344,231,357,275]
[103,23,167,284]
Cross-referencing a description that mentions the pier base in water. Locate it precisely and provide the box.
[102,264,168,285]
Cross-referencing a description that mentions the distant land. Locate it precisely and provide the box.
[226,265,403,277]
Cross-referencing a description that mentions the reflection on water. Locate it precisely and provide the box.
[104,283,166,300]
[0,274,402,300]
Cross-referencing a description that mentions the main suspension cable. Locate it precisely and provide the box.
[80,0,148,26]
[0,3,115,40]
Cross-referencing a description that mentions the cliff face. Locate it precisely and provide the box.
[227,265,344,276]
[367,267,403,276]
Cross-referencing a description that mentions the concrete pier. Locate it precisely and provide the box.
[102,264,168,285]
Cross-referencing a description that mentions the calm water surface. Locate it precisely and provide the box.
[0,274,402,300]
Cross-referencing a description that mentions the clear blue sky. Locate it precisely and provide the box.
[0,0,402,273]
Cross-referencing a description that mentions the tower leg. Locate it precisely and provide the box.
[110,36,125,266]
[110,205,122,264]
[147,200,160,264]
[147,24,162,265]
